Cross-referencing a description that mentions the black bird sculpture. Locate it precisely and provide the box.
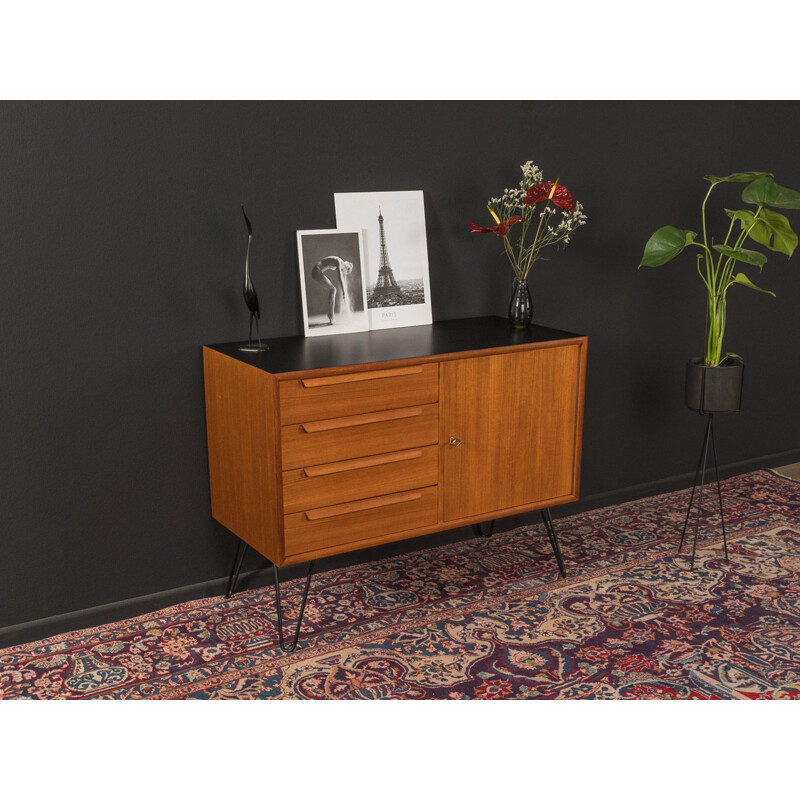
[237,204,268,352]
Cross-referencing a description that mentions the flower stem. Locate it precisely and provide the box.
[503,235,521,279]
[522,201,551,280]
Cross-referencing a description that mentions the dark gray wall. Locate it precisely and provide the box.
[2,101,799,639]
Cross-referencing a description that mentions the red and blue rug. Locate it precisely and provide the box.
[2,469,799,699]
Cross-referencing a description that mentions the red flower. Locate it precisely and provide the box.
[523,182,575,212]
[469,216,524,236]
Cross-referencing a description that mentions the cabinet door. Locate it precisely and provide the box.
[440,344,583,522]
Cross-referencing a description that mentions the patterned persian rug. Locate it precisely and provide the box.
[2,469,799,700]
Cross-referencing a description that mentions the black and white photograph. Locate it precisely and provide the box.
[334,190,433,330]
[296,229,369,337]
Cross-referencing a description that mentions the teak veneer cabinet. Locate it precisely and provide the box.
[203,317,587,578]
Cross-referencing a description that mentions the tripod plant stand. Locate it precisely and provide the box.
[678,412,730,569]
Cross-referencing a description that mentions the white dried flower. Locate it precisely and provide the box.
[520,161,543,183]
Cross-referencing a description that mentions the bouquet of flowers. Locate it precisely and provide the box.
[469,161,587,281]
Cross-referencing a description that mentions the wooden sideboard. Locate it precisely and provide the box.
[203,316,587,575]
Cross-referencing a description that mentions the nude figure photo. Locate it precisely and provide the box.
[296,229,369,337]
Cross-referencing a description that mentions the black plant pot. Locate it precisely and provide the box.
[684,357,744,413]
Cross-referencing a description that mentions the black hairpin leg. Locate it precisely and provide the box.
[678,413,729,569]
[273,560,315,653]
[473,519,495,538]
[225,537,315,652]
[541,508,567,578]
[225,538,249,598]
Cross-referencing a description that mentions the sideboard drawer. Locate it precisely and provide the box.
[282,445,438,514]
[279,363,439,424]
[284,486,439,557]
[280,403,438,470]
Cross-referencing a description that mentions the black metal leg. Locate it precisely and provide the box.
[709,415,730,562]
[679,413,713,555]
[679,413,729,570]
[225,538,314,652]
[273,560,315,653]
[225,538,249,598]
[541,508,567,578]
[473,519,495,538]
[690,419,712,570]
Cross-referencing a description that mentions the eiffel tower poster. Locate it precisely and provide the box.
[334,190,433,330]
[370,207,406,305]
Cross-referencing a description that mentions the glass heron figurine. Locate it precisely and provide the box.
[237,205,268,352]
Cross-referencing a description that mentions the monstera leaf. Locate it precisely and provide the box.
[639,226,697,267]
[731,272,775,296]
[742,177,800,210]
[726,207,798,257]
[705,171,773,185]
[713,244,768,270]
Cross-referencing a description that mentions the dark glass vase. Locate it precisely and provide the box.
[508,279,533,328]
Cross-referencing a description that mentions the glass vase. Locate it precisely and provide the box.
[508,278,533,328]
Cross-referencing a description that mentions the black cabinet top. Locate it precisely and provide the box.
[205,316,584,375]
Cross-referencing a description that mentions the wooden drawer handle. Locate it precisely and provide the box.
[303,449,423,478]
[301,366,423,388]
[300,406,422,433]
[304,491,423,520]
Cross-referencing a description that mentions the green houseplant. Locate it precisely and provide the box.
[639,172,800,411]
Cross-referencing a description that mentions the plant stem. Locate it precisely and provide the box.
[701,182,721,366]
[694,253,711,291]
[503,235,521,279]
[522,202,551,280]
